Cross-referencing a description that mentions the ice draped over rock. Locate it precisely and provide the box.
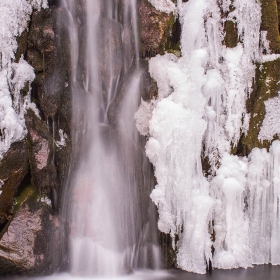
[0,0,48,158]
[137,0,280,274]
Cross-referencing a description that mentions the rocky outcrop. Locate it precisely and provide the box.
[242,59,280,154]
[240,0,280,154]
[260,0,280,53]
[25,109,56,199]
[139,0,179,57]
[0,142,28,228]
[25,6,71,210]
[0,3,71,275]
[0,185,59,276]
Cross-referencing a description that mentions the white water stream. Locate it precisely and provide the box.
[60,0,160,277]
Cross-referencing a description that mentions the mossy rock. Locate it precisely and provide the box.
[0,183,57,276]
[160,232,177,269]
[224,20,238,48]
[25,109,57,197]
[242,58,280,153]
[15,30,28,62]
[0,141,29,227]
[260,0,280,53]
[139,0,178,57]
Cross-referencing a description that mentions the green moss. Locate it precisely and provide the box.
[260,0,280,53]
[166,48,181,57]
[277,0,280,31]
[160,14,180,55]
[13,184,36,213]
[242,58,280,153]
[160,232,177,268]
[224,20,238,48]
[0,184,37,238]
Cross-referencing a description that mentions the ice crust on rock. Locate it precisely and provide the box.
[0,0,47,158]
[259,95,280,141]
[56,129,68,148]
[135,0,280,274]
[148,0,176,14]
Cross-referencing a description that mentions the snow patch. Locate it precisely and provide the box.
[148,0,176,14]
[56,129,68,148]
[259,96,280,141]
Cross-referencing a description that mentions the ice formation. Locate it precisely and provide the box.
[211,154,251,269]
[148,0,176,13]
[259,95,280,141]
[247,143,280,265]
[56,129,67,148]
[0,0,47,158]
[210,143,280,268]
[142,0,218,273]
[136,0,280,274]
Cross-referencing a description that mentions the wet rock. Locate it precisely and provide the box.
[242,59,280,154]
[139,0,176,57]
[25,109,56,198]
[0,142,28,227]
[0,205,42,274]
[25,6,72,212]
[15,30,28,63]
[140,60,158,101]
[260,0,280,53]
[99,17,124,88]
[27,8,70,122]
[0,185,59,276]
[41,68,66,118]
[27,9,57,76]
[224,20,238,48]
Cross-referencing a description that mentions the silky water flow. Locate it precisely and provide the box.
[60,0,161,277]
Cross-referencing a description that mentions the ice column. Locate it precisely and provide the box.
[139,0,216,274]
[211,154,251,269]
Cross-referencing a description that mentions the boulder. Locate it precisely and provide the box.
[0,142,28,227]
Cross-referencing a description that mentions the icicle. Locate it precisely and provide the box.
[211,153,252,269]
[247,147,271,264]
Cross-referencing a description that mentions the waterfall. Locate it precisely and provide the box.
[60,0,160,276]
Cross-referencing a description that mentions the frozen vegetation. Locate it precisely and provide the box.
[0,0,47,158]
[136,0,280,274]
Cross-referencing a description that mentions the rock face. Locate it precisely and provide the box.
[0,205,43,275]
[0,185,59,276]
[25,109,56,199]
[0,3,71,275]
[242,59,280,154]
[0,142,28,227]
[1,0,280,275]
[139,0,179,57]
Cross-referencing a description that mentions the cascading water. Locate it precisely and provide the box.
[60,0,160,276]
[2,0,280,278]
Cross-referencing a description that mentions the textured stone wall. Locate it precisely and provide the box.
[0,2,71,275]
